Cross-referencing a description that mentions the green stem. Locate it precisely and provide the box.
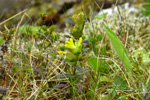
[73,62,77,75]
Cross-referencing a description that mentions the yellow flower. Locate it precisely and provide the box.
[79,37,82,43]
[65,38,75,49]
[65,37,83,54]
[58,51,65,54]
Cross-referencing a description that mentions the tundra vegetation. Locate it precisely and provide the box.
[0,0,150,99]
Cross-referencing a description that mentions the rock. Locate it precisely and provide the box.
[0,0,17,13]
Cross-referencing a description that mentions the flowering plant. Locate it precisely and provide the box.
[58,37,83,65]
[70,11,85,39]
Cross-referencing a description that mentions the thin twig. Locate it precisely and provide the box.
[0,9,27,26]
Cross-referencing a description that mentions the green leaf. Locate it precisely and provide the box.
[95,13,107,20]
[142,4,150,11]
[19,25,44,36]
[142,4,150,16]
[143,10,150,16]
[88,57,98,71]
[147,0,150,2]
[113,77,127,90]
[90,37,96,44]
[88,57,110,73]
[99,76,112,82]
[0,37,4,45]
[73,65,89,75]
[104,26,132,74]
